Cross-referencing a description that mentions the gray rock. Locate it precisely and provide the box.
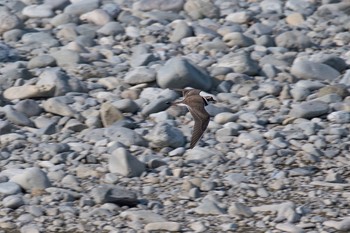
[0,43,11,62]
[170,20,193,42]
[290,100,329,118]
[91,184,138,206]
[50,49,82,67]
[290,87,310,101]
[3,84,55,100]
[120,210,166,223]
[275,31,312,50]
[0,6,21,35]
[20,224,41,233]
[141,98,174,116]
[100,102,124,127]
[10,167,51,192]
[237,132,267,147]
[97,21,124,36]
[217,52,259,75]
[42,97,77,117]
[22,32,59,48]
[14,99,43,117]
[124,67,156,84]
[275,223,304,233]
[2,105,34,127]
[27,55,56,69]
[225,173,248,185]
[108,147,146,177]
[291,58,340,81]
[324,217,350,231]
[3,29,24,43]
[311,54,347,72]
[144,222,181,232]
[228,202,254,217]
[184,0,220,19]
[185,148,223,163]
[50,13,78,26]
[64,0,99,15]
[260,0,283,13]
[146,122,185,148]
[0,120,14,135]
[157,57,212,90]
[327,111,350,123]
[0,182,22,195]
[105,126,147,147]
[189,221,207,232]
[195,199,226,215]
[223,32,255,47]
[22,4,54,18]
[134,0,184,12]
[2,195,24,209]
[221,223,238,231]
[251,201,300,223]
[113,99,139,114]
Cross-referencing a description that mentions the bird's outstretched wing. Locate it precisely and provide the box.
[187,105,210,149]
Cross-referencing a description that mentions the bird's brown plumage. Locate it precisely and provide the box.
[172,89,213,149]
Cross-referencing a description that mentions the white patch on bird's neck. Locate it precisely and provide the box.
[176,103,188,107]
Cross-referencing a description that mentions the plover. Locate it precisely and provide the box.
[170,89,215,149]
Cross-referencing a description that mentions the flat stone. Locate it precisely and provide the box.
[2,105,34,127]
[157,57,212,90]
[124,67,156,84]
[15,99,43,117]
[291,58,340,81]
[0,7,21,35]
[120,210,166,223]
[22,4,54,18]
[289,100,329,119]
[42,97,77,117]
[91,184,138,206]
[4,85,55,100]
[144,222,181,232]
[134,0,184,12]
[105,126,147,147]
[27,54,56,69]
[275,31,312,50]
[275,223,304,233]
[2,195,24,209]
[108,147,146,177]
[195,199,226,215]
[217,52,259,75]
[64,0,99,15]
[286,13,304,26]
[324,217,350,231]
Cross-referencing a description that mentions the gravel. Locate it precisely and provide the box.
[0,0,350,232]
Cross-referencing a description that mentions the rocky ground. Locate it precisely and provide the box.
[1,0,350,232]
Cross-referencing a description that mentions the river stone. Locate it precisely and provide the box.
[100,102,124,127]
[80,9,111,26]
[91,184,138,206]
[324,217,350,231]
[144,222,181,232]
[146,122,185,148]
[170,20,193,42]
[228,202,254,217]
[14,99,43,117]
[105,126,148,147]
[0,6,21,35]
[10,167,51,192]
[133,0,184,12]
[0,182,22,195]
[22,4,54,18]
[290,100,329,119]
[2,105,34,127]
[275,31,312,50]
[124,67,156,84]
[108,147,146,177]
[217,52,259,75]
[64,0,99,15]
[291,58,340,81]
[184,0,220,19]
[27,55,56,69]
[2,195,24,209]
[120,210,166,223]
[3,85,55,100]
[42,97,77,117]
[157,57,212,90]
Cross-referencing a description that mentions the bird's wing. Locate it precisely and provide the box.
[187,105,210,149]
[174,89,201,97]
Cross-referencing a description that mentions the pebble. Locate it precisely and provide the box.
[144,222,181,232]
[0,0,349,232]
[108,147,146,177]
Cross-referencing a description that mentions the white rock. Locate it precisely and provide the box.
[80,9,111,26]
[22,5,54,18]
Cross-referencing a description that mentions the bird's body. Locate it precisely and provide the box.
[171,89,214,149]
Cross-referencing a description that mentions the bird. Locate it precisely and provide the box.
[170,88,215,149]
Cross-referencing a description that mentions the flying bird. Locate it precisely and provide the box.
[170,88,215,149]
